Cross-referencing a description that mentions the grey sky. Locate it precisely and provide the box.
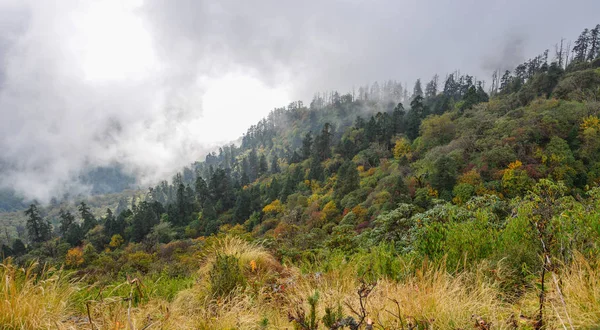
[0,0,598,202]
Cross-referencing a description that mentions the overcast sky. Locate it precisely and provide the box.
[0,0,599,202]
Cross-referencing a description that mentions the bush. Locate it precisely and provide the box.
[65,247,84,268]
[209,253,245,297]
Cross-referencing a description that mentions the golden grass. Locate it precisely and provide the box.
[199,236,282,277]
[0,259,76,330]
[546,252,600,328]
[5,239,600,329]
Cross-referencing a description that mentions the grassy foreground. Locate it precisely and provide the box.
[2,236,600,329]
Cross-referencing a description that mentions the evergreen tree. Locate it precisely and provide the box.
[333,160,359,201]
[78,202,97,233]
[392,175,409,204]
[59,209,75,236]
[12,239,26,256]
[301,132,313,160]
[270,156,280,174]
[194,175,209,206]
[258,154,268,176]
[425,75,438,98]
[392,102,405,134]
[248,149,259,180]
[430,155,457,199]
[209,168,234,212]
[572,28,590,63]
[280,175,295,202]
[338,137,357,160]
[200,200,218,235]
[315,123,333,161]
[500,70,512,93]
[413,79,423,98]
[59,209,83,246]
[461,85,479,111]
[269,177,281,201]
[1,244,13,258]
[406,95,426,140]
[240,158,250,186]
[25,204,51,244]
[234,189,252,224]
[171,183,194,226]
[289,151,302,164]
[588,24,600,61]
[130,201,163,242]
[365,116,378,143]
[476,82,489,103]
[308,155,324,182]
[102,208,117,238]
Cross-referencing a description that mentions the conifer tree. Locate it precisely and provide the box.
[25,204,51,244]
[79,202,97,233]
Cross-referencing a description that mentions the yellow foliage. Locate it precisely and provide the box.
[109,234,124,248]
[502,160,531,196]
[507,160,522,170]
[262,199,284,215]
[580,115,600,131]
[393,137,412,161]
[457,169,482,186]
[65,247,84,267]
[309,179,321,192]
[320,200,339,222]
[307,193,321,205]
[351,205,368,222]
[357,165,365,172]
[428,187,439,198]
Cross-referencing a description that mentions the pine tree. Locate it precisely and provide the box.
[194,175,209,206]
[315,123,333,161]
[59,209,83,246]
[308,156,324,182]
[588,25,600,61]
[270,156,280,174]
[172,183,193,226]
[392,102,405,134]
[430,155,457,199]
[248,149,259,181]
[425,75,438,98]
[412,79,423,98]
[79,202,97,233]
[130,201,163,242]
[572,28,590,63]
[59,209,75,235]
[258,154,268,176]
[333,160,359,201]
[500,70,512,93]
[12,239,26,256]
[103,208,117,238]
[234,189,252,224]
[269,177,281,201]
[406,95,426,140]
[25,204,51,244]
[301,132,313,160]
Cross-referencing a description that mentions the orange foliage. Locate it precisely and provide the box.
[65,247,84,267]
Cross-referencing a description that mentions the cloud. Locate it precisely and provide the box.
[481,32,527,73]
[1,0,599,203]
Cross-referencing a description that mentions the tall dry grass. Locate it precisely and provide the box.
[0,259,76,329]
[558,253,600,327]
[5,239,600,329]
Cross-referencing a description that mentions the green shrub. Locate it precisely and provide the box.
[209,253,245,297]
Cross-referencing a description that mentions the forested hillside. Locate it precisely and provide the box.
[2,24,600,329]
